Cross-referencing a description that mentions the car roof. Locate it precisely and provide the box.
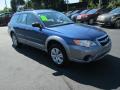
[0,12,11,15]
[15,9,56,15]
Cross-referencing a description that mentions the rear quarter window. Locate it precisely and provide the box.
[10,14,19,24]
[17,14,27,24]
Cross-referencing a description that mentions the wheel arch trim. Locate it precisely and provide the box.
[45,36,71,59]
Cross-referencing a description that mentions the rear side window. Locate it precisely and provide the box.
[10,14,19,24]
[5,13,12,17]
[17,14,27,24]
[1,14,5,18]
[87,9,98,14]
[26,14,38,25]
[80,10,89,14]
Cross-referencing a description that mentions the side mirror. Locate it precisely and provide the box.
[32,22,43,30]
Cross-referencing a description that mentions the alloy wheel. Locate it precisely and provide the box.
[50,48,64,65]
[12,34,18,47]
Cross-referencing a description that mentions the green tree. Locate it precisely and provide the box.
[107,0,120,8]
[0,8,11,14]
[11,0,25,12]
[25,0,34,9]
[31,0,65,11]
[87,0,98,9]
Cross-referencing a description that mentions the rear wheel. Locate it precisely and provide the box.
[115,19,120,29]
[11,33,21,48]
[73,17,77,22]
[48,44,68,66]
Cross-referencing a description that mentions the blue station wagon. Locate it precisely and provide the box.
[8,10,112,66]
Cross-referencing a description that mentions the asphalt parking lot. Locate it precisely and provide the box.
[0,26,120,90]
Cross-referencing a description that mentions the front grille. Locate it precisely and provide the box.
[97,35,110,46]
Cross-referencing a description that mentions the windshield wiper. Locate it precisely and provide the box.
[50,22,74,27]
[62,22,74,25]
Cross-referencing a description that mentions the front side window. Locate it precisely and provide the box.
[110,8,120,14]
[26,14,38,25]
[38,12,73,27]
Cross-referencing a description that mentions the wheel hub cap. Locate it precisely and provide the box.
[51,48,63,64]
[12,35,17,46]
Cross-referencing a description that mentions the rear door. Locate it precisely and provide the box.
[14,13,28,40]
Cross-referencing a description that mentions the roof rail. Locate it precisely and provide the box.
[17,9,34,12]
[23,9,34,11]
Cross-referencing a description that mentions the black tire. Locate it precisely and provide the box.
[73,17,77,22]
[11,33,21,48]
[48,44,68,66]
[73,18,76,22]
[88,19,94,25]
[115,19,120,29]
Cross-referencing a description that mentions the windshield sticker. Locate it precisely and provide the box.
[40,15,48,21]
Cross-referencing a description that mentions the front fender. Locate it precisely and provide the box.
[45,36,71,59]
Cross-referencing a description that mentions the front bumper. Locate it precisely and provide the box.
[96,20,113,26]
[68,40,111,63]
[96,17,115,26]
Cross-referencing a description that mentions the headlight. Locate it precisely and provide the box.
[73,40,97,47]
[111,16,116,21]
[111,16,115,19]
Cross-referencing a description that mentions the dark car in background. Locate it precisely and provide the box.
[66,11,73,17]
[71,9,90,22]
[0,12,12,25]
[0,12,12,26]
[97,7,120,28]
[77,8,110,24]
[8,10,111,66]
[66,10,82,19]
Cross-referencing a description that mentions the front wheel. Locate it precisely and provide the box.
[89,19,94,25]
[48,44,68,66]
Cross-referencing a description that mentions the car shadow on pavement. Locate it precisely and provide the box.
[98,25,120,30]
[14,45,120,90]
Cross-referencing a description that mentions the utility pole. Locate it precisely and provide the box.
[5,0,7,8]
[66,0,69,11]
[26,0,29,9]
[99,0,102,8]
[4,0,8,11]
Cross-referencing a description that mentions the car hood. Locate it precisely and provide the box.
[47,24,106,40]
[99,13,119,19]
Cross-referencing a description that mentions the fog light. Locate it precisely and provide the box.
[84,55,93,62]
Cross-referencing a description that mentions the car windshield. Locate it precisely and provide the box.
[80,10,89,14]
[72,10,79,14]
[86,9,98,14]
[66,11,73,15]
[109,8,120,14]
[38,12,74,27]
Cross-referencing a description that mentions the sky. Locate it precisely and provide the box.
[0,0,79,10]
